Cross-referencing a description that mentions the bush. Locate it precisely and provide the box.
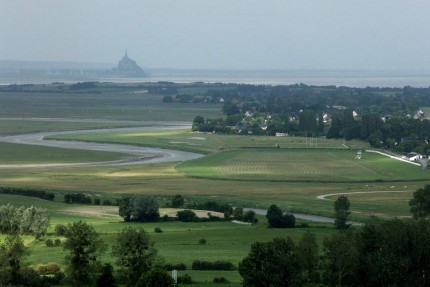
[54,239,62,246]
[177,274,193,284]
[93,198,101,205]
[154,226,163,233]
[191,260,236,270]
[55,224,67,236]
[164,263,187,271]
[266,204,295,228]
[45,239,54,247]
[198,238,207,245]
[102,199,112,206]
[177,210,197,222]
[0,186,55,201]
[213,276,230,283]
[37,262,61,275]
[171,194,184,208]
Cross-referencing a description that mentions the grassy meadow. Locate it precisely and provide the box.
[179,149,428,182]
[0,91,222,121]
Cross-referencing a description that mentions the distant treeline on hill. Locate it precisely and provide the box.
[64,192,115,206]
[0,186,55,201]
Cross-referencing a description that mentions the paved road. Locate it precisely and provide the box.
[0,124,204,168]
[243,207,363,226]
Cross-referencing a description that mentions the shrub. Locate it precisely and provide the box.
[191,260,236,270]
[154,227,163,233]
[102,199,112,206]
[177,274,193,284]
[177,210,197,222]
[198,238,207,245]
[37,262,61,275]
[55,224,67,236]
[164,263,187,271]
[45,239,54,247]
[93,198,101,205]
[213,276,230,283]
[54,239,62,246]
[171,194,184,208]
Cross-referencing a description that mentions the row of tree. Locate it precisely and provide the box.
[239,218,430,287]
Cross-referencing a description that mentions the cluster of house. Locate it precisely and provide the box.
[402,152,426,161]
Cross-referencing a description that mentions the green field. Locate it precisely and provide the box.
[0,194,336,286]
[178,149,428,182]
[48,128,369,154]
[0,142,128,164]
[0,92,222,121]
[0,119,146,135]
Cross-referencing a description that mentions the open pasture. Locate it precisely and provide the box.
[0,91,222,121]
[321,190,414,217]
[0,118,146,135]
[179,149,428,182]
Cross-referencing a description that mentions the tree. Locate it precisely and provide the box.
[118,196,132,222]
[238,237,301,286]
[132,196,160,222]
[334,196,351,229]
[136,269,174,287]
[266,204,283,227]
[176,210,197,222]
[63,221,107,287]
[222,102,240,116]
[171,194,184,208]
[297,231,319,284]
[409,184,430,219]
[266,204,295,228]
[321,231,359,287]
[0,204,24,234]
[20,206,50,240]
[119,196,160,222]
[112,227,159,286]
[192,116,205,131]
[299,110,317,132]
[0,234,25,286]
[96,263,116,287]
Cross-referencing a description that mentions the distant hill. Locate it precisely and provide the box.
[109,51,146,77]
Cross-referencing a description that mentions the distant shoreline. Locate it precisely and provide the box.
[1,68,430,88]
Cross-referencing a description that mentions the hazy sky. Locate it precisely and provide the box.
[1,0,430,70]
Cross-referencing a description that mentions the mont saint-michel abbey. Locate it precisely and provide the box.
[110,51,146,77]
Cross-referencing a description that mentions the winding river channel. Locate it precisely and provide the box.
[0,123,203,168]
[0,120,361,224]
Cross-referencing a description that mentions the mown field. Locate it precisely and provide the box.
[0,194,337,286]
[178,149,427,182]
